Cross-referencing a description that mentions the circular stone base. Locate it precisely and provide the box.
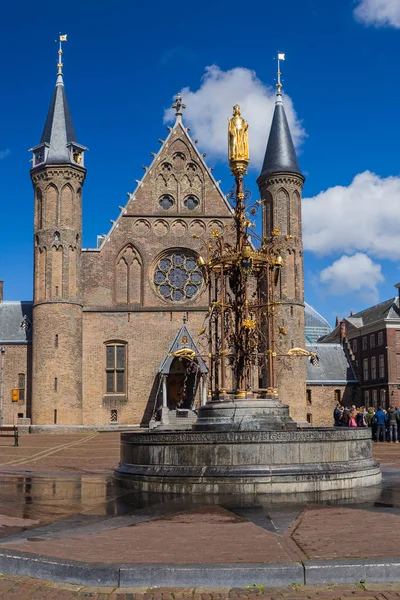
[114,428,382,495]
[193,398,296,431]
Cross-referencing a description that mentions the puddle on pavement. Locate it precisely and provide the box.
[0,464,399,539]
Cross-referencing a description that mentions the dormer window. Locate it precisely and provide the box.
[34,150,44,166]
[68,143,86,166]
[72,150,83,164]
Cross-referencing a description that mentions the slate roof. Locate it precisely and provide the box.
[0,302,33,343]
[306,343,358,384]
[258,97,302,179]
[32,74,83,165]
[159,324,208,375]
[349,296,399,326]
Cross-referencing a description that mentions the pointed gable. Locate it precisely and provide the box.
[123,119,233,218]
[159,323,208,374]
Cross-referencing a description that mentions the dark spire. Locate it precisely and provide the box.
[258,53,302,179]
[39,74,78,163]
[30,37,87,168]
[259,95,302,179]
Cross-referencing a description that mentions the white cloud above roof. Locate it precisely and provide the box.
[354,0,400,27]
[163,65,306,170]
[320,253,384,303]
[303,171,400,259]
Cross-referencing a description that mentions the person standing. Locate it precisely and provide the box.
[356,407,367,427]
[387,405,399,443]
[374,406,387,443]
[333,404,343,427]
[349,409,358,428]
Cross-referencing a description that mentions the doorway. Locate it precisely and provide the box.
[167,358,198,410]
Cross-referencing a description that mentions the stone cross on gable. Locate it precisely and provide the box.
[172,93,186,117]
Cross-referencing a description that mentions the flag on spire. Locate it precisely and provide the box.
[278,53,285,60]
[60,34,67,41]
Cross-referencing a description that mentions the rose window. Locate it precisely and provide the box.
[153,252,203,302]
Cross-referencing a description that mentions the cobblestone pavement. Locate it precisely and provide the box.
[2,574,400,600]
[0,432,121,474]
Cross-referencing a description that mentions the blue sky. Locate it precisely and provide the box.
[1,0,400,326]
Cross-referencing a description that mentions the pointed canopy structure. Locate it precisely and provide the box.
[159,323,208,375]
[258,94,302,179]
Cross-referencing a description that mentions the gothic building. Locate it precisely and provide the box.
[0,58,308,427]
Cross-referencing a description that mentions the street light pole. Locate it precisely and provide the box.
[0,347,6,426]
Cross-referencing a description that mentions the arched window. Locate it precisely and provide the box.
[36,188,43,230]
[116,245,142,304]
[105,342,127,394]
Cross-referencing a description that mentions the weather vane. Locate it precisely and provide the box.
[276,51,285,95]
[56,33,67,77]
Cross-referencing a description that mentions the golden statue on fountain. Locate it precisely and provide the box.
[228,105,249,176]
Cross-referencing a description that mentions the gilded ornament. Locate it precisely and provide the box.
[242,318,256,330]
[228,105,249,175]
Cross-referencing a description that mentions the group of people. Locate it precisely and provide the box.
[333,404,400,442]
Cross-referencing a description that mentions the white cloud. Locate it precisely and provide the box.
[320,253,384,303]
[354,0,400,27]
[163,65,306,170]
[303,171,400,259]
[0,149,10,160]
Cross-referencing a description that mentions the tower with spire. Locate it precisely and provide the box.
[29,35,87,424]
[257,55,306,423]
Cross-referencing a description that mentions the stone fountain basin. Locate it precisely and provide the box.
[114,428,382,495]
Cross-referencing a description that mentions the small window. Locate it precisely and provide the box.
[334,389,341,403]
[159,195,174,210]
[184,195,199,210]
[37,188,43,230]
[105,343,126,393]
[363,358,369,381]
[306,413,313,425]
[371,356,377,380]
[372,389,378,409]
[365,390,370,404]
[18,373,25,401]
[370,334,376,348]
[306,389,312,405]
[17,413,23,419]
[110,409,118,422]
[362,336,368,351]
[380,388,386,407]
[55,334,59,348]
[54,377,58,392]
[353,339,357,353]
[379,355,385,378]
[378,331,384,346]
[54,409,57,424]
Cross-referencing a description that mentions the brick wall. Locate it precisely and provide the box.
[1,344,32,425]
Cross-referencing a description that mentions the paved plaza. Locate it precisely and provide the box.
[1,433,400,598]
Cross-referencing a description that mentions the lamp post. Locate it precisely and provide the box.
[0,347,6,426]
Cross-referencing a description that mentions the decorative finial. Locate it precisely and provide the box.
[56,33,67,81]
[276,52,285,98]
[172,93,186,121]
